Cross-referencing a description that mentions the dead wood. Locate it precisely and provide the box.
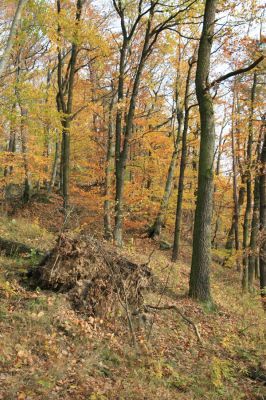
[29,233,153,317]
[144,304,203,344]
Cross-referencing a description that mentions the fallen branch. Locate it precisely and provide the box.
[144,304,203,344]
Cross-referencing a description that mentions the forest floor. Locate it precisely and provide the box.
[0,195,265,400]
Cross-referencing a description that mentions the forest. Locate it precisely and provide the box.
[0,0,265,399]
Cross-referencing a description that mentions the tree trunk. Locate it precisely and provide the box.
[149,149,178,238]
[259,125,266,302]
[248,175,260,289]
[114,13,153,246]
[149,71,183,239]
[225,181,245,249]
[56,0,83,211]
[231,85,240,270]
[242,73,256,291]
[4,102,17,177]
[104,96,115,240]
[0,0,28,77]
[172,59,193,261]
[189,0,217,303]
[48,132,60,192]
[61,121,70,209]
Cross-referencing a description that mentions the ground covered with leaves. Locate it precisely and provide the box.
[0,214,265,400]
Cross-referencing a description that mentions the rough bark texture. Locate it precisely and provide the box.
[189,0,217,302]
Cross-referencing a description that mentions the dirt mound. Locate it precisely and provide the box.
[30,233,153,316]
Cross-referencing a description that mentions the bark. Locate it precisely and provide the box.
[259,125,266,301]
[248,175,260,289]
[104,95,115,240]
[149,149,178,238]
[0,0,28,77]
[48,134,60,192]
[172,59,193,261]
[242,74,256,291]
[230,85,240,269]
[148,71,183,239]
[114,7,154,246]
[4,102,17,177]
[225,91,245,253]
[211,119,226,249]
[112,0,191,245]
[15,51,31,202]
[225,180,245,249]
[56,0,84,210]
[189,0,217,302]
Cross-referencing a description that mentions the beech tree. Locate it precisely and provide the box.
[112,0,198,246]
[0,0,28,77]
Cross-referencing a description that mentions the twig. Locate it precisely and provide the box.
[145,304,203,344]
[147,263,173,340]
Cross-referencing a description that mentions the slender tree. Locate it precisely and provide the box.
[259,115,266,302]
[172,57,194,261]
[56,0,85,210]
[113,0,197,246]
[0,0,28,77]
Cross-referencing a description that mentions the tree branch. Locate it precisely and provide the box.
[208,56,264,89]
[144,304,203,343]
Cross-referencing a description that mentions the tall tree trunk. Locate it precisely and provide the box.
[19,106,31,202]
[148,71,183,239]
[104,96,115,240]
[259,122,266,302]
[189,0,217,302]
[48,135,60,193]
[242,73,256,291]
[114,13,153,246]
[14,51,31,202]
[56,0,84,210]
[4,102,17,177]
[226,180,245,249]
[172,59,193,261]
[0,0,28,77]
[231,85,241,270]
[61,120,70,210]
[249,175,260,289]
[149,149,178,238]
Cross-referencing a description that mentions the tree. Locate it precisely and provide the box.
[0,0,28,77]
[172,56,194,261]
[189,2,264,301]
[259,115,266,302]
[56,0,86,210]
[112,0,198,246]
[189,0,217,302]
